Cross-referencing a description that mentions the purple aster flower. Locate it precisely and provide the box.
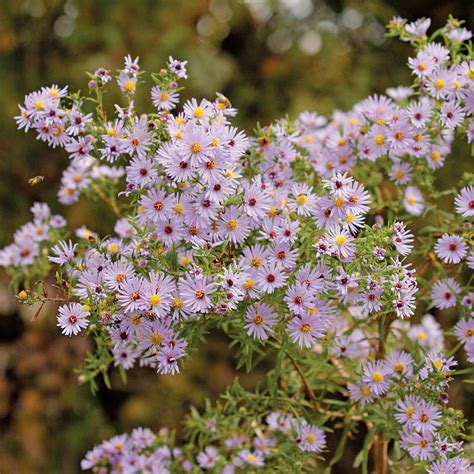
[288,183,317,216]
[236,450,264,467]
[362,360,391,396]
[431,278,461,310]
[326,225,355,260]
[295,423,326,453]
[179,275,215,313]
[392,222,414,255]
[404,186,424,216]
[103,260,135,291]
[454,186,474,217]
[57,303,89,336]
[168,56,188,78]
[151,85,179,111]
[434,233,467,264]
[348,382,375,406]
[126,156,158,188]
[197,447,219,469]
[48,240,76,265]
[288,314,325,348]
[440,100,465,129]
[454,318,474,345]
[112,345,138,370]
[389,161,412,185]
[155,343,185,375]
[284,282,314,315]
[395,395,422,425]
[404,18,431,37]
[124,119,151,158]
[400,428,434,461]
[386,350,414,379]
[256,262,287,293]
[216,206,251,244]
[117,276,145,312]
[412,400,442,435]
[244,302,278,340]
[140,188,176,224]
[428,457,473,474]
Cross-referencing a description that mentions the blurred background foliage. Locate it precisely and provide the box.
[0,0,472,472]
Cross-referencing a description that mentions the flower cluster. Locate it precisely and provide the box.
[1,15,473,474]
[81,414,326,473]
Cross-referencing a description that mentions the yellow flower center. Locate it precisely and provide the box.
[124,80,136,93]
[107,243,119,254]
[406,407,415,417]
[374,134,385,146]
[394,362,405,373]
[395,169,406,179]
[227,219,239,231]
[250,257,262,267]
[300,323,311,333]
[149,294,161,306]
[372,371,383,383]
[306,434,317,443]
[254,315,264,326]
[191,143,201,154]
[160,92,169,101]
[334,196,345,207]
[35,100,44,111]
[407,195,416,205]
[434,79,445,90]
[244,279,254,290]
[173,297,183,309]
[181,256,190,265]
[361,385,372,397]
[335,235,346,246]
[194,107,204,119]
[296,194,308,205]
[151,332,163,344]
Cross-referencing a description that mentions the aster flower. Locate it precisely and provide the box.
[454,186,474,217]
[256,262,287,293]
[454,318,474,345]
[412,400,442,435]
[151,85,179,111]
[404,186,425,216]
[295,423,326,453]
[400,428,435,461]
[348,382,375,406]
[288,313,325,348]
[326,226,355,260]
[57,303,89,336]
[431,278,461,310]
[216,206,251,244]
[48,240,76,265]
[197,447,219,469]
[244,303,278,340]
[112,345,138,370]
[386,350,414,379]
[434,233,467,264]
[362,360,391,396]
[179,275,215,313]
[117,276,145,312]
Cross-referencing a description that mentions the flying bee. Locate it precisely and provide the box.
[28,176,44,186]
[216,92,232,110]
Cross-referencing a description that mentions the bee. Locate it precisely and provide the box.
[216,92,232,110]
[28,176,44,186]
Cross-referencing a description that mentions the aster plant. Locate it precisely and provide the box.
[1,15,474,474]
